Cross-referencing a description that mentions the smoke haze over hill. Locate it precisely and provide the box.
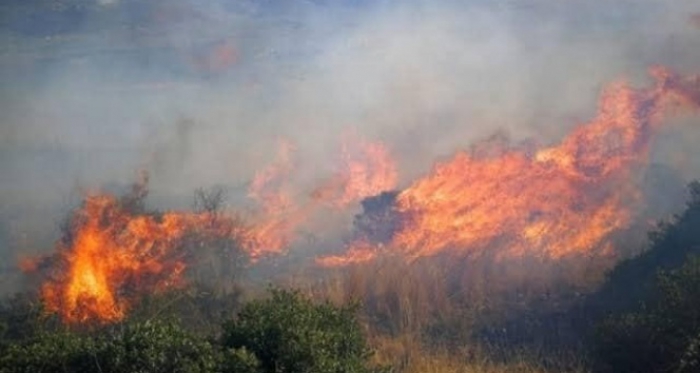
[1,0,700,295]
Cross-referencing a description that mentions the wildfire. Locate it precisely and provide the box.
[36,186,246,324]
[246,139,300,257]
[321,133,398,208]
[248,139,296,215]
[318,67,700,266]
[248,135,397,255]
[28,65,700,322]
[29,131,397,323]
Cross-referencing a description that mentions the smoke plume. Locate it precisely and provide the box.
[2,0,700,301]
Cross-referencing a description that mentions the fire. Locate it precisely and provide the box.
[324,133,398,208]
[246,140,300,256]
[248,135,397,255]
[315,239,380,267]
[30,131,397,323]
[38,190,245,324]
[248,139,296,215]
[319,67,700,266]
[30,65,699,321]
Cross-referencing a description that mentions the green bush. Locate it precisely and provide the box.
[588,182,700,372]
[98,319,220,373]
[0,331,98,373]
[222,288,378,373]
[0,292,51,352]
[1,288,383,373]
[1,319,219,373]
[592,181,700,316]
[595,256,700,372]
[221,347,261,373]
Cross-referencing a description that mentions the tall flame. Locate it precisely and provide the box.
[30,132,398,323]
[246,139,301,257]
[334,133,398,207]
[30,66,700,322]
[38,193,244,323]
[248,135,397,255]
[319,67,700,266]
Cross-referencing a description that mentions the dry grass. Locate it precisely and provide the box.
[369,334,589,373]
[287,254,598,373]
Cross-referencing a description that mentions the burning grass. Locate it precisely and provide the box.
[319,67,700,266]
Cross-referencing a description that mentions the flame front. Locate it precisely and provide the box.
[39,194,243,324]
[319,67,700,266]
[31,66,700,321]
[246,139,300,256]
[32,133,397,323]
[328,133,398,208]
[248,135,397,255]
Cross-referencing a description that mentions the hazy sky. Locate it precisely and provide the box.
[0,0,699,267]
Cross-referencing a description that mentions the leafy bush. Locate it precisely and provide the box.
[1,288,382,373]
[595,256,700,372]
[587,182,700,371]
[1,319,219,373]
[98,319,220,373]
[0,292,54,352]
[1,330,98,373]
[592,181,700,316]
[222,288,379,373]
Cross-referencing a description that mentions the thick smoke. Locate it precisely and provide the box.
[1,0,699,293]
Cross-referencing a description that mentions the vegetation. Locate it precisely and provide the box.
[1,320,218,373]
[591,181,700,315]
[2,1,699,371]
[0,288,381,373]
[302,181,700,372]
[590,182,700,372]
[595,257,700,372]
[3,183,700,372]
[222,288,378,373]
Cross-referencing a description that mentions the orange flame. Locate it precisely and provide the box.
[33,132,398,323]
[248,135,397,255]
[315,239,380,267]
[319,67,700,266]
[33,66,699,322]
[248,139,296,214]
[37,192,245,324]
[246,139,305,257]
[310,134,397,207]
[332,134,398,207]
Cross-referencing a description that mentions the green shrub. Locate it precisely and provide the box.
[98,319,220,373]
[222,288,378,373]
[1,288,384,373]
[0,331,97,373]
[1,319,219,373]
[221,347,261,373]
[595,256,700,372]
[592,181,700,316]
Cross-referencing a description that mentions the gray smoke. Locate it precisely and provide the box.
[1,0,699,293]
